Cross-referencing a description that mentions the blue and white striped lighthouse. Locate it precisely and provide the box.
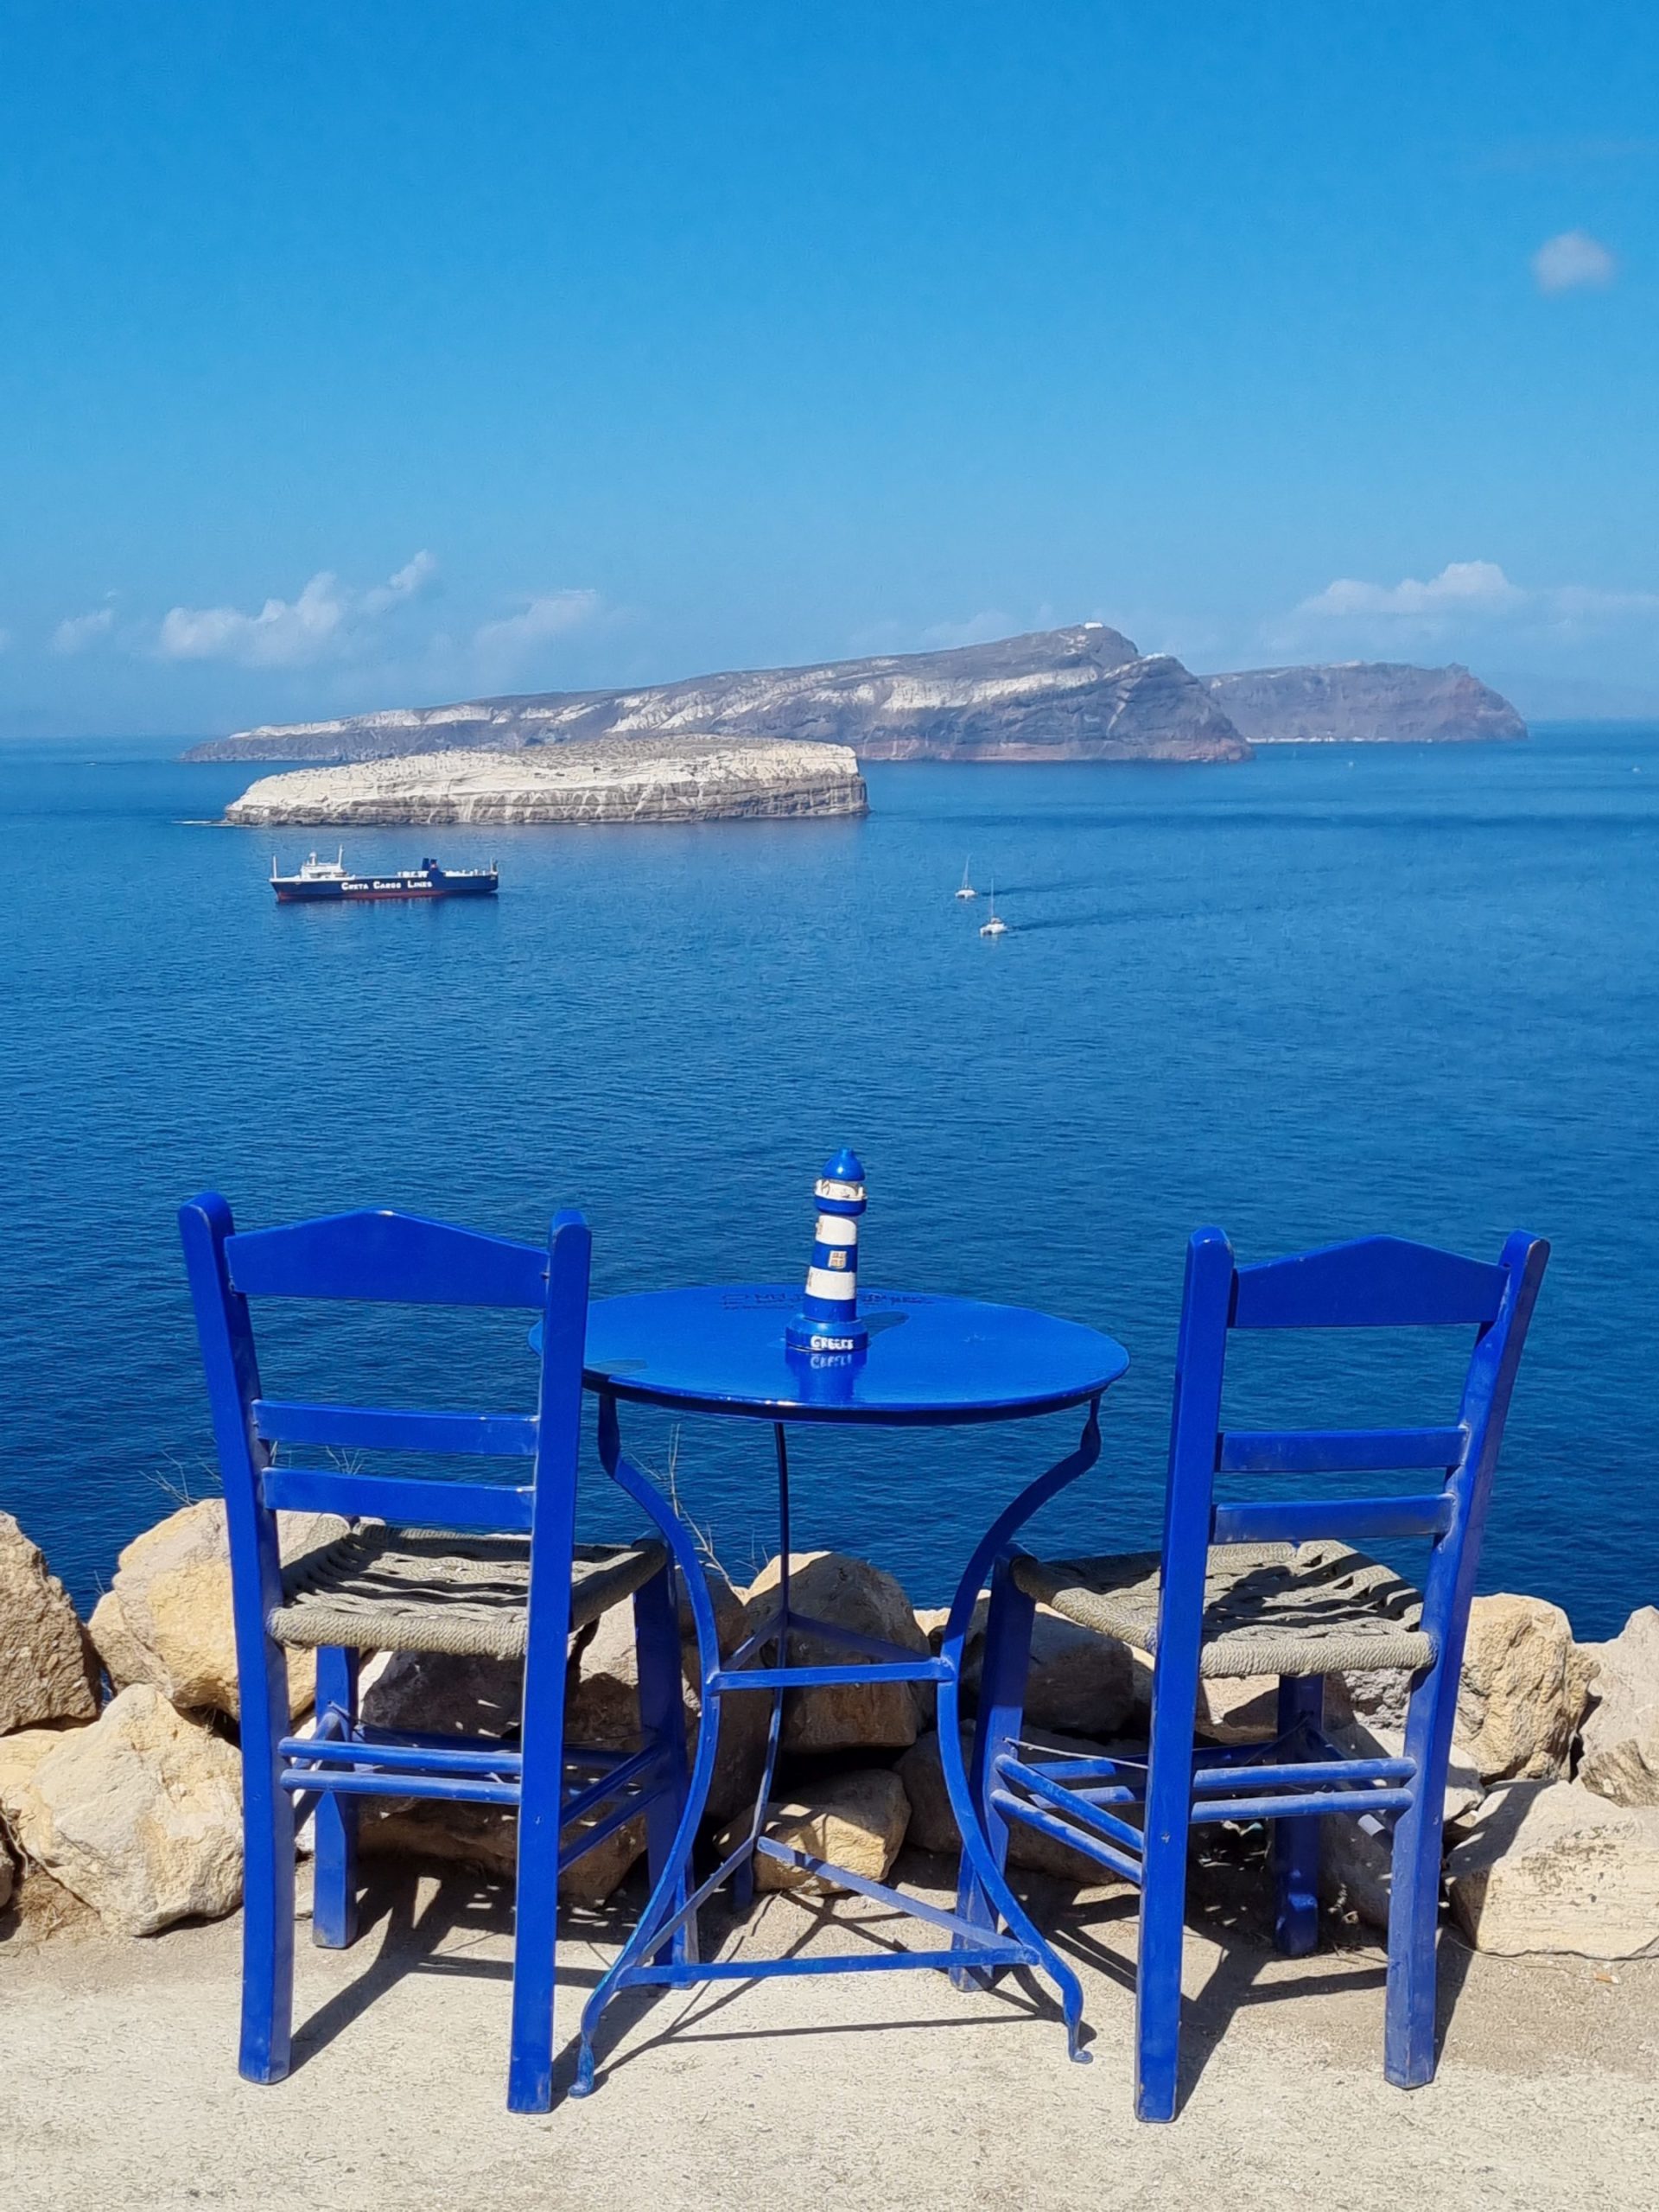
[785,1147,869,1355]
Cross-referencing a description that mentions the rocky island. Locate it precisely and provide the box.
[189,623,1528,770]
[188,623,1249,766]
[222,734,868,828]
[1203,661,1528,746]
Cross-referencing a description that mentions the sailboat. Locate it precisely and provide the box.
[954,856,978,899]
[978,880,1007,937]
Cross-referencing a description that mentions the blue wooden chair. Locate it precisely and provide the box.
[179,1194,695,2113]
[954,1228,1548,2120]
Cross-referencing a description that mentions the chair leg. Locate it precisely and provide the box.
[951,1554,1035,1989]
[508,1605,571,2113]
[238,1643,297,2084]
[1385,1668,1452,2089]
[309,1646,359,1951]
[632,1567,697,1967]
[1135,1688,1198,2123]
[1272,1674,1323,1958]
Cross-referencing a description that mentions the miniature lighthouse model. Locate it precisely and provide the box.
[785,1147,869,1355]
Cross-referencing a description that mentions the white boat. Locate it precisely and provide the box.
[955,856,978,899]
[978,881,1007,937]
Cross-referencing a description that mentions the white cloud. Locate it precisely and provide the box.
[362,550,438,614]
[51,605,117,655]
[1281,559,1659,652]
[1532,229,1618,294]
[472,589,604,675]
[155,551,438,668]
[1298,560,1525,622]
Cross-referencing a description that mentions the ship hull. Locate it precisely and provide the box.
[272,870,498,903]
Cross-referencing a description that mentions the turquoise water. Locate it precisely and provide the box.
[2,728,1655,1635]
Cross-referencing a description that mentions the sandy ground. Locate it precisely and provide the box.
[2,1853,1655,2212]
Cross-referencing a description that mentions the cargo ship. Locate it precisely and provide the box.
[269,850,499,903]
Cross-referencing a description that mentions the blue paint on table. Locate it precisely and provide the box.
[578,1284,1128,1423]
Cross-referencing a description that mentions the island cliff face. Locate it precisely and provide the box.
[223,736,868,828]
[187,623,1250,766]
[1203,662,1527,745]
[188,626,1528,768]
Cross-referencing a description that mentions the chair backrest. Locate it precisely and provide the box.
[1154,1225,1548,1707]
[179,1193,591,1556]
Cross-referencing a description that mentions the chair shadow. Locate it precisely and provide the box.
[1046,1827,1410,2117]
[290,1865,633,2072]
[290,1831,1481,2114]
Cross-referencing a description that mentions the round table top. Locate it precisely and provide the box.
[574,1283,1128,1426]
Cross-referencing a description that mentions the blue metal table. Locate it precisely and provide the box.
[568,1282,1128,2093]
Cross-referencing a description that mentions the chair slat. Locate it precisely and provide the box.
[253,1399,538,1457]
[1211,1494,1455,1545]
[279,1734,524,1778]
[1230,1235,1507,1330]
[987,1788,1147,1886]
[1217,1426,1465,1475]
[261,1466,535,1530]
[1190,1755,1414,1792]
[1190,1786,1415,1823]
[226,1209,546,1307]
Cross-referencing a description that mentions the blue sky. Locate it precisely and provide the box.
[2,2,1656,735]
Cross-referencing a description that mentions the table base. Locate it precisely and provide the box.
[570,1394,1103,2097]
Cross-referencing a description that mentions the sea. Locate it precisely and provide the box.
[2,726,1656,1637]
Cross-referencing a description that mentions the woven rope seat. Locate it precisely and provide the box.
[268,1526,668,1662]
[1012,1539,1436,1680]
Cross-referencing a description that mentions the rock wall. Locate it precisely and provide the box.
[223,737,868,828]
[3,1495,1653,1962]
[1203,661,1527,745]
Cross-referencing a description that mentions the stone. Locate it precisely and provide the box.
[743,1554,931,1753]
[1446,1780,1659,1958]
[1193,1675,1280,1745]
[88,1588,152,1694]
[722,1769,910,1897]
[1319,1719,1485,1931]
[1123,1641,1278,1745]
[898,1726,1134,1886]
[0,1512,99,1733]
[1328,1668,1415,1732]
[361,1649,523,1739]
[1578,1606,1659,1808]
[0,1685,243,1935]
[961,1601,1135,1737]
[558,1811,649,1906]
[1454,1594,1596,1783]
[0,1839,12,1914]
[3,1859,99,1945]
[566,1567,770,1825]
[361,1800,517,1880]
[359,1799,647,1906]
[89,1499,348,1723]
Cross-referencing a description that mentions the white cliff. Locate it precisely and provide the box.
[222,735,868,827]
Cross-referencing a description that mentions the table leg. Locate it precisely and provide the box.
[574,1395,729,2095]
[937,1401,1103,2062]
[733,1421,791,1915]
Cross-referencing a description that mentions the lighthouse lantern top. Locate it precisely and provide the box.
[814,1146,867,1212]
